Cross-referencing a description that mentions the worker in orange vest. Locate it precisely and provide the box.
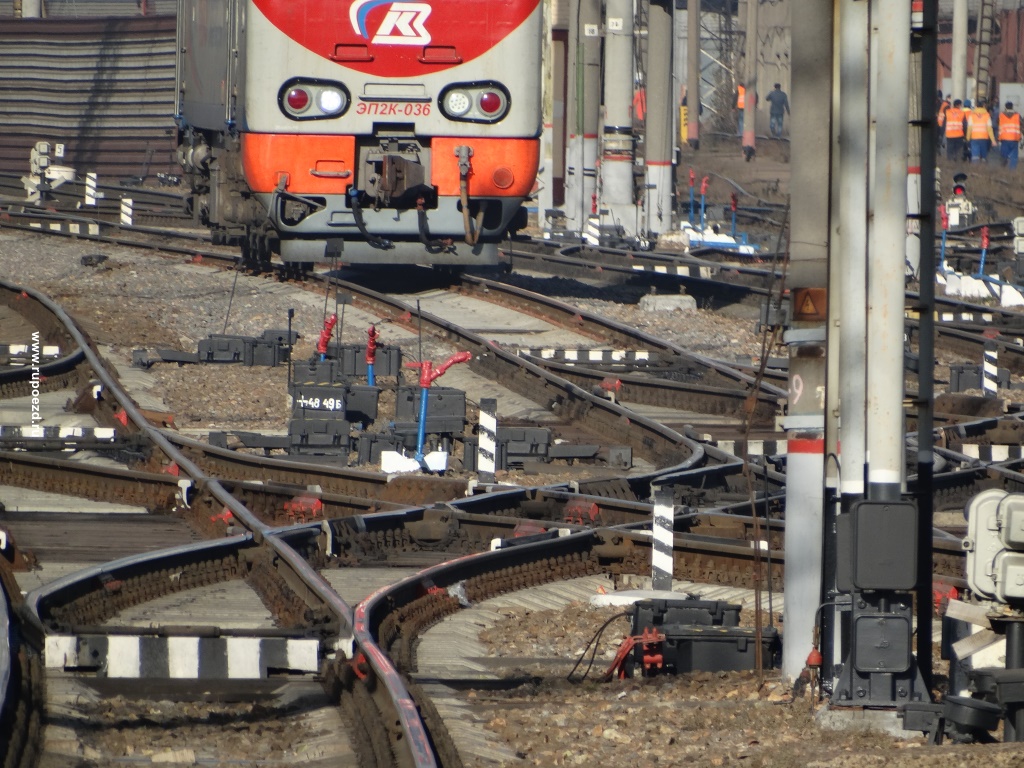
[967,97,997,163]
[735,83,757,138]
[999,101,1021,170]
[939,99,966,161]
[937,91,951,149]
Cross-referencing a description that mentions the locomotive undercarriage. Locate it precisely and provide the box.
[179,129,526,268]
[179,130,281,272]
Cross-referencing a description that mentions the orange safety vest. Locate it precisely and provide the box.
[999,111,1021,142]
[937,107,962,138]
[943,107,965,138]
[736,85,745,110]
[968,108,993,141]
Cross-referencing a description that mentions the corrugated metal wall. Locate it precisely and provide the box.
[1,0,177,18]
[0,16,178,180]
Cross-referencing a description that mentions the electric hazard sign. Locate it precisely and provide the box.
[792,288,827,321]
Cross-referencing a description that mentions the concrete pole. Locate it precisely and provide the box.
[565,0,583,228]
[538,0,555,233]
[832,0,870,684]
[867,0,910,501]
[645,0,675,239]
[951,0,968,103]
[741,0,759,158]
[21,0,41,16]
[601,0,638,235]
[565,0,599,231]
[687,0,701,148]
[581,0,601,225]
[781,0,832,685]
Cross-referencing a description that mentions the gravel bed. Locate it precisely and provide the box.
[470,602,1022,768]
[0,230,786,436]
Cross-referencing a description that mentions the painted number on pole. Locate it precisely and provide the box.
[605,18,621,32]
[791,374,803,405]
[585,23,600,36]
[54,144,65,158]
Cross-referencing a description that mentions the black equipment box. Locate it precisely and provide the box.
[290,383,380,427]
[632,598,741,630]
[394,386,466,433]
[323,342,402,378]
[198,333,289,366]
[629,598,779,675]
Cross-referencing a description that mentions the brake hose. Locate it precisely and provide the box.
[416,197,454,254]
[348,189,394,250]
[455,146,485,245]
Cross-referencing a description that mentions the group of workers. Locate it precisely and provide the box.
[735,83,790,139]
[939,91,1021,169]
[733,83,786,139]
[723,83,1022,170]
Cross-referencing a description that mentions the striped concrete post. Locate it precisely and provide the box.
[983,342,998,397]
[120,198,133,226]
[651,485,674,591]
[85,173,98,206]
[477,397,497,483]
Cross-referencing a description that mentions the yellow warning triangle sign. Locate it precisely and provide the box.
[799,292,818,316]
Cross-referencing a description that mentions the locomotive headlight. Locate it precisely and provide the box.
[280,79,351,120]
[318,88,346,115]
[439,82,511,123]
[444,90,472,117]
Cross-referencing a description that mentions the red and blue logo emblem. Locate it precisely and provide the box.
[350,0,432,46]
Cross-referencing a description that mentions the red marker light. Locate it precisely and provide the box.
[689,169,695,187]
[478,91,503,115]
[700,176,709,195]
[981,226,990,250]
[286,88,310,112]
[730,192,738,212]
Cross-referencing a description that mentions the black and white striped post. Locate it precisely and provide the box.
[120,197,134,226]
[983,342,998,397]
[477,397,497,483]
[651,485,675,591]
[85,172,98,206]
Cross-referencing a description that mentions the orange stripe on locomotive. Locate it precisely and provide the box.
[242,134,538,198]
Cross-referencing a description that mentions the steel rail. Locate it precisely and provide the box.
[0,278,437,768]
[321,274,708,468]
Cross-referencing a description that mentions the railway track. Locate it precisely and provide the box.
[5,212,1024,765]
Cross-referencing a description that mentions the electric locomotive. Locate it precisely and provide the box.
[175,0,542,268]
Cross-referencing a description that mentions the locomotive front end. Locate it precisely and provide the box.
[239,0,543,266]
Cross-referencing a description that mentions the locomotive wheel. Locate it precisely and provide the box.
[241,230,273,274]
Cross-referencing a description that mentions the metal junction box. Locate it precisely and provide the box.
[838,499,918,592]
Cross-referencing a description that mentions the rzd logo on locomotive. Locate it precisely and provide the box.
[350,0,432,46]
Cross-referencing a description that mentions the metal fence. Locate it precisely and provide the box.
[0,16,178,182]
